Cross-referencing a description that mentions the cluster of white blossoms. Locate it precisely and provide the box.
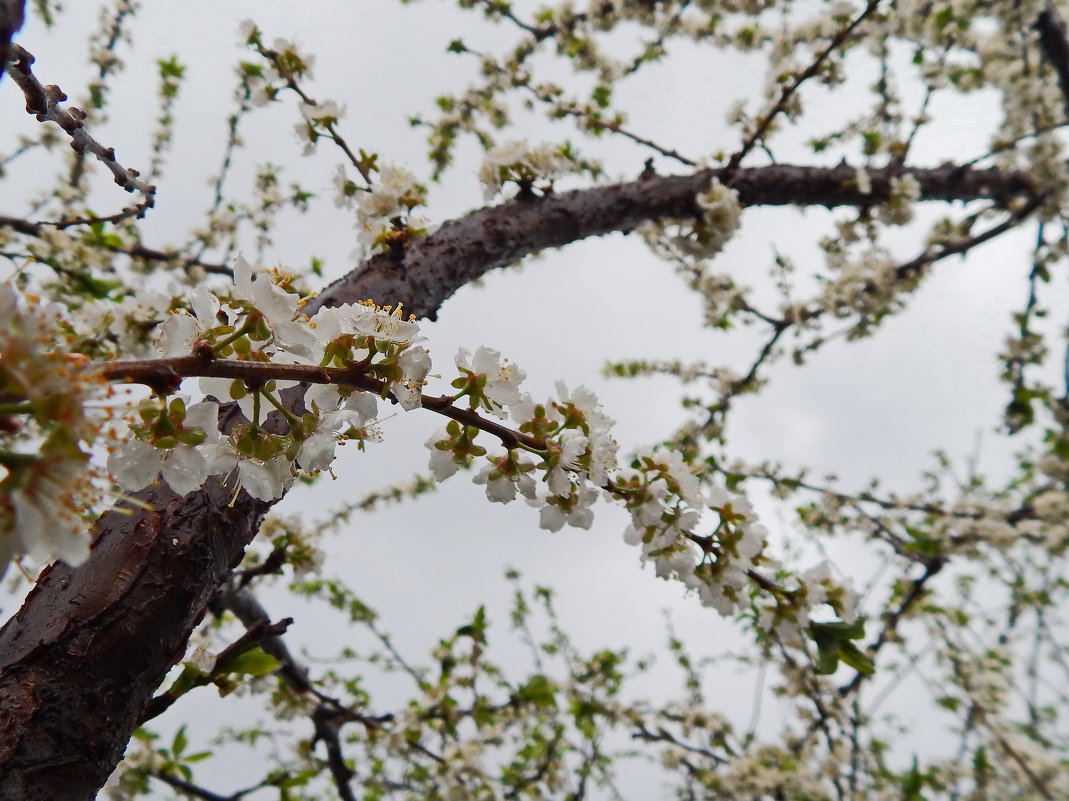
[294,98,345,156]
[477,141,573,201]
[620,451,770,617]
[641,177,743,264]
[236,20,316,108]
[106,255,431,503]
[354,166,428,253]
[331,162,430,255]
[423,347,789,619]
[0,285,107,573]
[428,372,619,531]
[0,255,857,630]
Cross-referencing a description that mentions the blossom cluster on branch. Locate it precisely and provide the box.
[0,243,856,642]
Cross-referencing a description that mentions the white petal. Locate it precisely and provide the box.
[184,401,221,439]
[538,504,566,532]
[107,440,163,491]
[297,429,337,471]
[238,457,291,500]
[155,314,200,357]
[233,254,254,300]
[161,446,209,496]
[198,442,238,476]
[428,448,461,482]
[189,284,220,328]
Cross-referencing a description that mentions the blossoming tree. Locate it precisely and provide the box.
[1,0,1068,798]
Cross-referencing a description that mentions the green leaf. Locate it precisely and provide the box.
[220,646,281,678]
[837,642,875,675]
[809,619,874,675]
[814,643,841,675]
[900,756,926,800]
[167,664,207,699]
[172,725,187,758]
[515,674,557,709]
[456,605,488,644]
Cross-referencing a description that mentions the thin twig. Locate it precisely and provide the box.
[4,45,157,227]
[723,0,881,177]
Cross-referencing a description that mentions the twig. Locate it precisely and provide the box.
[96,354,547,452]
[4,44,156,227]
[311,704,359,801]
[139,617,295,723]
[894,193,1047,282]
[0,214,231,274]
[149,769,269,801]
[723,0,881,177]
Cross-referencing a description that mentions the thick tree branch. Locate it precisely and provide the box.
[0,160,1037,800]
[313,163,1035,318]
[0,477,274,801]
[1036,4,1069,118]
[0,0,24,82]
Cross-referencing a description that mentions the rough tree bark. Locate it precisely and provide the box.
[0,0,25,79]
[0,163,1036,799]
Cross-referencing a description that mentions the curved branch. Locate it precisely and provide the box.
[313,162,1035,319]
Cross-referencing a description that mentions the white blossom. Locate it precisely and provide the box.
[426,427,465,481]
[391,346,431,411]
[238,454,294,501]
[107,401,234,497]
[455,346,527,418]
[478,140,571,200]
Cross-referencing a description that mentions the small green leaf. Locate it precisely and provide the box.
[456,605,488,644]
[809,619,873,675]
[837,642,875,675]
[515,674,557,709]
[220,646,280,678]
[172,725,187,758]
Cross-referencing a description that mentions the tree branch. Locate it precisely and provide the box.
[4,45,157,227]
[313,162,1034,319]
[1036,4,1069,119]
[0,0,24,83]
[0,214,232,275]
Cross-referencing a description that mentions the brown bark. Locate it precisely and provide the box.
[0,0,25,80]
[0,162,1037,800]
[0,479,273,800]
[315,163,1034,320]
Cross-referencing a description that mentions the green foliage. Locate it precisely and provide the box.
[808,619,875,676]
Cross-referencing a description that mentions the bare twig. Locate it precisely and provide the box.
[149,769,270,801]
[4,44,156,227]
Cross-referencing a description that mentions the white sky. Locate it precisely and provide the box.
[1,2,1056,797]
